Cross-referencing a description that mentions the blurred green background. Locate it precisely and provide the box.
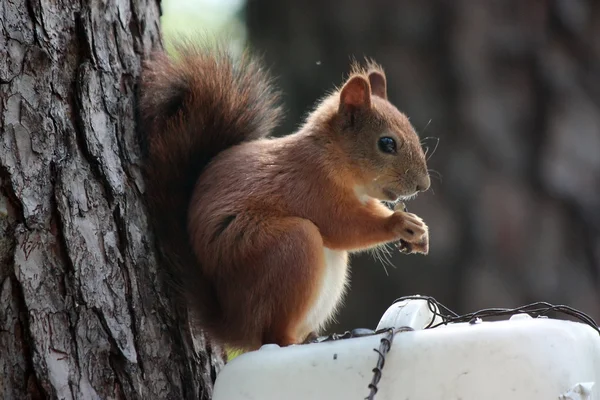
[161,0,600,334]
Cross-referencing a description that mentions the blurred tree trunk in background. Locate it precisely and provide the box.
[0,0,222,398]
[247,0,600,330]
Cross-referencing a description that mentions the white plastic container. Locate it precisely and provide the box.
[213,298,600,399]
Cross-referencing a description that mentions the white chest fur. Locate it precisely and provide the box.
[302,247,350,333]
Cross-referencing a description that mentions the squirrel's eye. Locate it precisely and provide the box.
[377,136,397,154]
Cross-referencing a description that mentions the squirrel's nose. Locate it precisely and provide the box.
[415,174,431,192]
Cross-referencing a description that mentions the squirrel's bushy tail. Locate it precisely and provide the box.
[139,40,282,338]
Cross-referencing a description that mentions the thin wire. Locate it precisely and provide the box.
[391,295,600,334]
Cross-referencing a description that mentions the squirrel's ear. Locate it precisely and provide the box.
[368,71,387,99]
[339,76,371,113]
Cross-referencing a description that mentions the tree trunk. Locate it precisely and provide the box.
[247,0,600,331]
[0,1,224,399]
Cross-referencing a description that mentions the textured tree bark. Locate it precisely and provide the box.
[247,0,600,331]
[0,0,223,399]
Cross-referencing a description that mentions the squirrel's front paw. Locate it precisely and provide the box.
[389,210,429,255]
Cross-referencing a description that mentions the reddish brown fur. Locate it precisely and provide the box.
[140,40,430,351]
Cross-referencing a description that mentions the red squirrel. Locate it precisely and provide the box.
[139,41,431,351]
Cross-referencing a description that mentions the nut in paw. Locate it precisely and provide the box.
[392,202,429,255]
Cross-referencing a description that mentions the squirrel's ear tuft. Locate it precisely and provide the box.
[368,71,387,99]
[339,76,371,113]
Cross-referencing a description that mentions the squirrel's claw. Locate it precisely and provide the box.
[394,202,429,255]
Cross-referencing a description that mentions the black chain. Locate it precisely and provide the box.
[308,328,377,344]
[307,326,414,400]
[365,326,413,400]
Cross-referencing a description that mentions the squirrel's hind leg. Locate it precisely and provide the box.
[216,216,326,349]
